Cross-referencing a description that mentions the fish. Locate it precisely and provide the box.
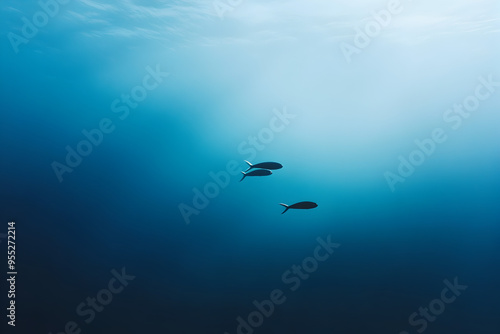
[244,160,283,172]
[240,169,272,182]
[279,201,318,214]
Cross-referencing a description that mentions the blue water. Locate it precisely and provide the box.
[1,1,499,333]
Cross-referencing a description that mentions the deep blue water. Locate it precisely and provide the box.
[1,1,500,333]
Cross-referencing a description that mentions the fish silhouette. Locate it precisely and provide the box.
[279,201,318,214]
[244,160,283,172]
[240,169,272,182]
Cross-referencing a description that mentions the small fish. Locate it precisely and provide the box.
[279,201,318,214]
[240,169,272,182]
[244,160,283,172]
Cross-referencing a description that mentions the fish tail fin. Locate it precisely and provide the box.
[244,160,253,172]
[279,203,289,214]
[240,171,246,182]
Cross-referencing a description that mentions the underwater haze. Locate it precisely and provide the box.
[1,0,499,333]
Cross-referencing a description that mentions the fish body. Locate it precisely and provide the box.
[240,169,272,182]
[244,160,283,172]
[279,201,318,214]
